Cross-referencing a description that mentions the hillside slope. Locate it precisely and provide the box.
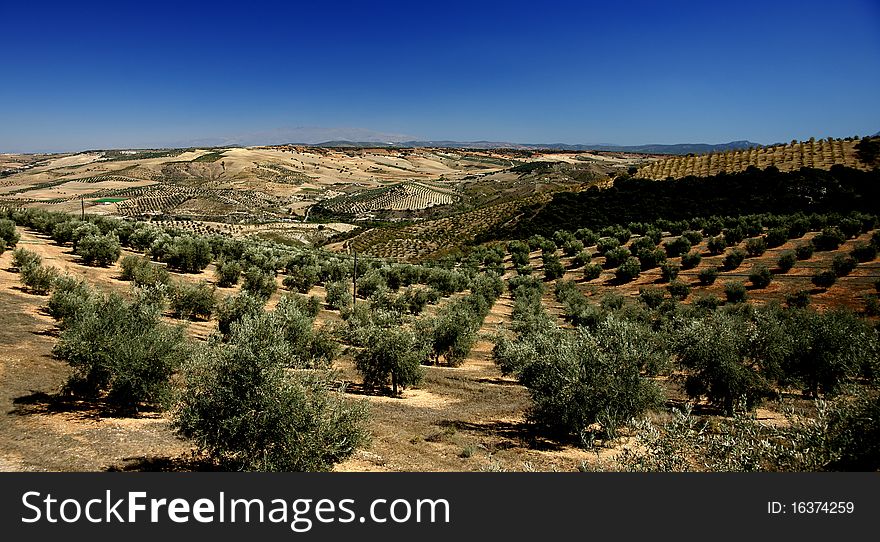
[635,137,868,180]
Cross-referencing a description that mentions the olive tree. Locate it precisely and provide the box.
[355,326,427,395]
[76,232,121,266]
[172,310,368,471]
[53,292,187,414]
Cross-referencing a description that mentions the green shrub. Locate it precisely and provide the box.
[723,226,745,246]
[599,291,625,311]
[0,238,6,256]
[664,237,691,258]
[563,239,584,257]
[722,248,746,271]
[426,267,468,296]
[574,228,599,246]
[676,313,770,414]
[71,222,100,252]
[748,264,772,289]
[119,254,169,287]
[629,236,656,257]
[785,289,811,309]
[724,281,747,303]
[507,318,663,443]
[172,310,368,471]
[216,292,265,336]
[170,281,216,320]
[397,286,435,315]
[356,269,386,298]
[214,259,241,288]
[637,248,666,270]
[701,217,722,237]
[788,217,809,239]
[638,287,665,309]
[786,310,877,396]
[11,247,41,270]
[776,251,796,272]
[812,270,837,289]
[572,250,592,268]
[516,264,533,276]
[813,227,846,251]
[355,326,427,395]
[542,254,565,280]
[693,293,720,311]
[707,236,726,255]
[795,242,815,260]
[0,219,20,247]
[282,293,322,318]
[680,251,701,270]
[553,230,576,246]
[666,280,690,301]
[832,254,857,277]
[603,246,630,269]
[54,292,187,413]
[242,267,277,299]
[51,220,79,245]
[583,263,602,281]
[682,230,703,246]
[325,280,352,310]
[745,237,767,257]
[47,275,95,326]
[429,310,478,367]
[838,217,862,239]
[165,236,212,273]
[765,227,790,248]
[865,295,879,317]
[660,262,679,283]
[698,266,718,285]
[283,264,320,293]
[596,237,619,253]
[851,242,877,263]
[20,263,59,295]
[76,233,121,266]
[820,387,880,471]
[615,257,641,283]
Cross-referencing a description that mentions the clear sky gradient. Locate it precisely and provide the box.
[2,0,879,152]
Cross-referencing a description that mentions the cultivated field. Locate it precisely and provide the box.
[0,137,878,473]
[636,137,867,180]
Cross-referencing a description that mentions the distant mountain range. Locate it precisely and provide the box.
[309,139,763,155]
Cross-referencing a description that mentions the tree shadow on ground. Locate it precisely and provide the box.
[340,381,404,399]
[108,454,220,472]
[10,390,160,419]
[473,376,521,386]
[436,419,567,452]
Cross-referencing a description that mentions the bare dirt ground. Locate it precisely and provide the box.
[0,250,190,471]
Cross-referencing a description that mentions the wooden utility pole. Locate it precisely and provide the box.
[80,196,85,220]
[352,250,358,307]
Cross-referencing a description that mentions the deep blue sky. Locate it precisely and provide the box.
[2,0,879,152]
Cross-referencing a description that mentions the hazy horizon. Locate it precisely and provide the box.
[2,0,879,153]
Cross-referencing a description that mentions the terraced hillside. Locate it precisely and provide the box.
[636,137,869,180]
[344,195,550,260]
[321,182,459,215]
